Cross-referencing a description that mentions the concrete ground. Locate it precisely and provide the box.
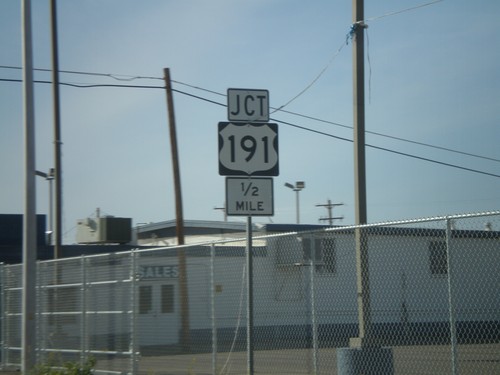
[95,343,500,375]
[4,343,498,374]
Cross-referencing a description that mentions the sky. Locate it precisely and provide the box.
[1,0,499,244]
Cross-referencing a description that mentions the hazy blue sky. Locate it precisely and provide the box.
[1,0,499,243]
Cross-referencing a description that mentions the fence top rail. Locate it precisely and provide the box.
[137,209,499,244]
[2,211,497,268]
[36,251,134,265]
[250,210,500,239]
[336,210,500,230]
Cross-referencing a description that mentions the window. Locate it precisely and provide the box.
[139,285,152,314]
[274,236,303,265]
[302,237,322,264]
[322,237,336,273]
[161,285,175,313]
[429,240,448,275]
[301,236,336,274]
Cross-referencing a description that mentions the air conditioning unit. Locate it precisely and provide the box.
[76,217,131,244]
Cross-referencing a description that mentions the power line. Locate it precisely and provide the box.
[0,64,162,82]
[271,36,349,114]
[1,76,499,179]
[168,81,500,165]
[172,88,226,107]
[270,0,446,114]
[271,117,500,179]
[4,64,499,164]
[0,0,443,98]
[366,144,500,179]
[0,77,164,90]
[363,0,445,23]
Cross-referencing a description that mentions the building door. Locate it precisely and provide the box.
[138,282,179,346]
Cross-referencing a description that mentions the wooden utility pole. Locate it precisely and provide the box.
[164,68,185,246]
[164,68,190,350]
[351,0,372,347]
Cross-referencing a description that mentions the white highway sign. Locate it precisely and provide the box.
[227,88,269,123]
[226,177,274,216]
[218,122,279,176]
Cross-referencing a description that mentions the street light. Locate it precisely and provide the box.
[36,168,55,245]
[284,181,305,224]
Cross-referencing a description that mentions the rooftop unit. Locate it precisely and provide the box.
[76,216,131,244]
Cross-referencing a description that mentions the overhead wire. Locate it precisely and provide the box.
[362,0,445,23]
[270,36,349,114]
[0,0,448,125]
[5,68,497,165]
[0,64,162,82]
[0,77,164,90]
[1,73,498,165]
[2,39,499,180]
[272,117,500,179]
[269,0,445,113]
[172,86,500,169]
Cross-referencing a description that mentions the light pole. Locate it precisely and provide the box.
[284,181,305,224]
[36,168,55,245]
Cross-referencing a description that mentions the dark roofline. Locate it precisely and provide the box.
[136,219,249,233]
[263,223,333,233]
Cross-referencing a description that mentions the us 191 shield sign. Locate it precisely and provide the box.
[218,122,279,176]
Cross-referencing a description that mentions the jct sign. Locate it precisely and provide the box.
[219,122,279,176]
[227,89,269,123]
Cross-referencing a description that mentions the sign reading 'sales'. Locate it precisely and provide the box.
[138,265,178,280]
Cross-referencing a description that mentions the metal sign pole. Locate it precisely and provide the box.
[246,215,254,375]
[21,0,37,372]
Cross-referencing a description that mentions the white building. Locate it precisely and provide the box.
[30,220,499,349]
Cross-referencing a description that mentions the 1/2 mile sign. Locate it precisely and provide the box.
[226,177,273,216]
[219,122,279,176]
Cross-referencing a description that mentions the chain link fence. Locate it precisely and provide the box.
[1,212,499,374]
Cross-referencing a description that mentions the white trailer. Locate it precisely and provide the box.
[30,225,500,350]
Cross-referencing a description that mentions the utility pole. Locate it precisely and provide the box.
[50,0,63,259]
[164,68,190,350]
[337,2,395,373]
[316,199,343,225]
[21,0,37,372]
[351,0,372,348]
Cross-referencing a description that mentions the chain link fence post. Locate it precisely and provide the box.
[80,255,87,366]
[309,234,318,375]
[210,243,217,375]
[445,218,458,375]
[130,249,138,375]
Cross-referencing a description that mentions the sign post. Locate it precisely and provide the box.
[218,88,277,375]
[245,215,254,374]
